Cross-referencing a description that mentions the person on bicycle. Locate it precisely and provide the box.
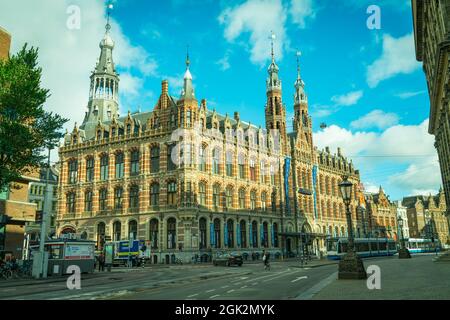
[262,250,270,270]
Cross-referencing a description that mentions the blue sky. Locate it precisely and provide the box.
[0,0,439,200]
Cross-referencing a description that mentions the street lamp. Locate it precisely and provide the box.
[337,176,367,280]
[397,216,411,259]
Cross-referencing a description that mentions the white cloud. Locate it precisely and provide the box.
[331,90,363,106]
[314,119,440,197]
[0,0,158,132]
[366,33,421,88]
[289,0,316,29]
[218,0,287,65]
[164,74,184,95]
[350,110,399,130]
[119,73,144,97]
[395,90,426,99]
[216,50,232,71]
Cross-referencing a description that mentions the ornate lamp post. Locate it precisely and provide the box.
[397,216,411,259]
[338,176,367,280]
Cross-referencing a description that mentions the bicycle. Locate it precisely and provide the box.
[175,258,183,265]
[0,265,13,280]
[264,262,271,271]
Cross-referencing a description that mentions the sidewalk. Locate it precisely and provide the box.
[306,255,450,299]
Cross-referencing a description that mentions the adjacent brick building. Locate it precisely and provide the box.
[0,26,11,60]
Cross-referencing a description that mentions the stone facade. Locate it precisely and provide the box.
[364,188,398,240]
[56,23,364,263]
[0,26,11,61]
[413,0,450,221]
[403,189,449,245]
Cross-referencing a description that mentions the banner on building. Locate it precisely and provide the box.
[312,165,318,220]
[210,223,215,247]
[260,224,264,244]
[271,224,275,246]
[284,157,291,215]
[249,223,253,247]
[237,224,241,247]
[224,222,228,247]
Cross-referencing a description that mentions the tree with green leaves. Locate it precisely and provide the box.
[0,44,68,191]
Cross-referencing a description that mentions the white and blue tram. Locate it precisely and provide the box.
[326,237,397,260]
[405,238,441,254]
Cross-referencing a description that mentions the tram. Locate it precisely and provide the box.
[405,238,441,254]
[326,237,397,260]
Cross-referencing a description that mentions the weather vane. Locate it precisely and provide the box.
[186,44,190,69]
[269,31,276,60]
[106,0,114,31]
[296,50,302,75]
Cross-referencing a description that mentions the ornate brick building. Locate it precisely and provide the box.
[413,0,450,221]
[364,187,398,240]
[56,21,362,262]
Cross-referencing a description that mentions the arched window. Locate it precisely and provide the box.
[115,152,125,179]
[167,145,177,171]
[113,221,121,241]
[198,182,206,206]
[84,190,93,212]
[263,222,269,248]
[128,220,138,240]
[238,154,245,179]
[97,222,106,249]
[250,191,256,210]
[150,146,160,173]
[167,218,176,249]
[130,150,140,176]
[129,185,139,209]
[199,218,207,249]
[86,157,94,182]
[212,148,220,174]
[227,219,234,248]
[100,155,109,181]
[225,187,233,209]
[240,220,247,248]
[68,160,78,184]
[150,219,158,249]
[199,145,207,172]
[260,161,266,183]
[167,181,177,206]
[261,192,267,211]
[273,223,279,247]
[114,187,123,209]
[249,158,256,181]
[252,221,258,248]
[99,188,108,211]
[66,192,76,213]
[226,151,233,177]
[239,188,245,209]
[213,184,220,208]
[214,218,221,248]
[150,183,159,206]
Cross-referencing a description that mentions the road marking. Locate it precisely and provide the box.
[227,289,235,293]
[240,285,248,289]
[187,293,199,298]
[295,272,338,300]
[221,285,229,289]
[209,294,220,299]
[291,276,308,283]
[252,282,258,286]
[206,289,215,293]
[262,270,303,283]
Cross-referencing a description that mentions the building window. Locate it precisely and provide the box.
[212,148,220,174]
[167,182,177,206]
[198,182,206,206]
[226,187,233,209]
[68,160,78,184]
[261,192,267,211]
[100,155,109,181]
[199,146,206,172]
[240,220,247,248]
[113,221,121,241]
[130,150,140,176]
[167,145,177,171]
[66,192,76,213]
[214,218,221,248]
[227,219,234,248]
[150,146,160,173]
[252,221,258,248]
[270,165,275,185]
[250,191,256,210]
[199,218,207,249]
[86,157,94,182]
[150,183,159,206]
[273,223,279,247]
[129,185,139,209]
[263,222,269,248]
[226,151,233,177]
[260,161,266,184]
[249,159,256,181]
[85,190,93,212]
[238,154,245,179]
[114,187,123,209]
[167,218,176,249]
[97,222,106,250]
[187,110,192,127]
[99,188,107,211]
[239,188,245,209]
[150,219,158,249]
[128,220,137,240]
[115,153,124,179]
[213,184,220,208]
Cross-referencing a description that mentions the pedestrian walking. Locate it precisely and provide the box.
[262,250,270,271]
[98,253,105,272]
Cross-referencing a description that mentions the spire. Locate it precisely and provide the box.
[266,31,281,92]
[294,49,307,105]
[181,46,195,100]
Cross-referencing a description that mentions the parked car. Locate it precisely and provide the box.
[213,253,243,267]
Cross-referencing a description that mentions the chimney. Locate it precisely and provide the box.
[201,99,207,109]
[325,146,330,154]
[162,80,169,95]
[337,147,342,157]
[234,112,240,122]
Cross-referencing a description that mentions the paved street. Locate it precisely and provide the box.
[1,254,449,300]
